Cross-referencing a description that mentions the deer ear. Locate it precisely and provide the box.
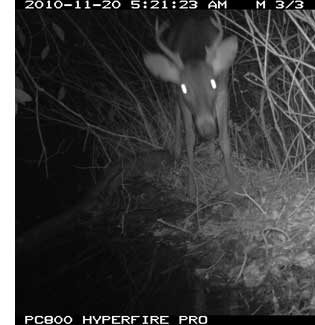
[206,36,238,75]
[144,53,180,84]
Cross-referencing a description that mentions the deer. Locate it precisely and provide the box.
[143,14,241,198]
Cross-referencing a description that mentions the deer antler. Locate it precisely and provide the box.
[155,19,184,69]
[210,12,223,49]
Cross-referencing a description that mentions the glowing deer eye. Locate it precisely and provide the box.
[181,83,188,94]
[210,78,217,90]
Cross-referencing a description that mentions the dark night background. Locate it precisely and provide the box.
[15,9,315,316]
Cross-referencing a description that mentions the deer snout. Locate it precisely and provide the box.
[195,114,217,138]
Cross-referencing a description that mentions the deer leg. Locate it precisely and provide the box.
[181,100,196,199]
[174,101,182,160]
[216,90,241,194]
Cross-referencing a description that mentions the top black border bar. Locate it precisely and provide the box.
[16,0,314,11]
